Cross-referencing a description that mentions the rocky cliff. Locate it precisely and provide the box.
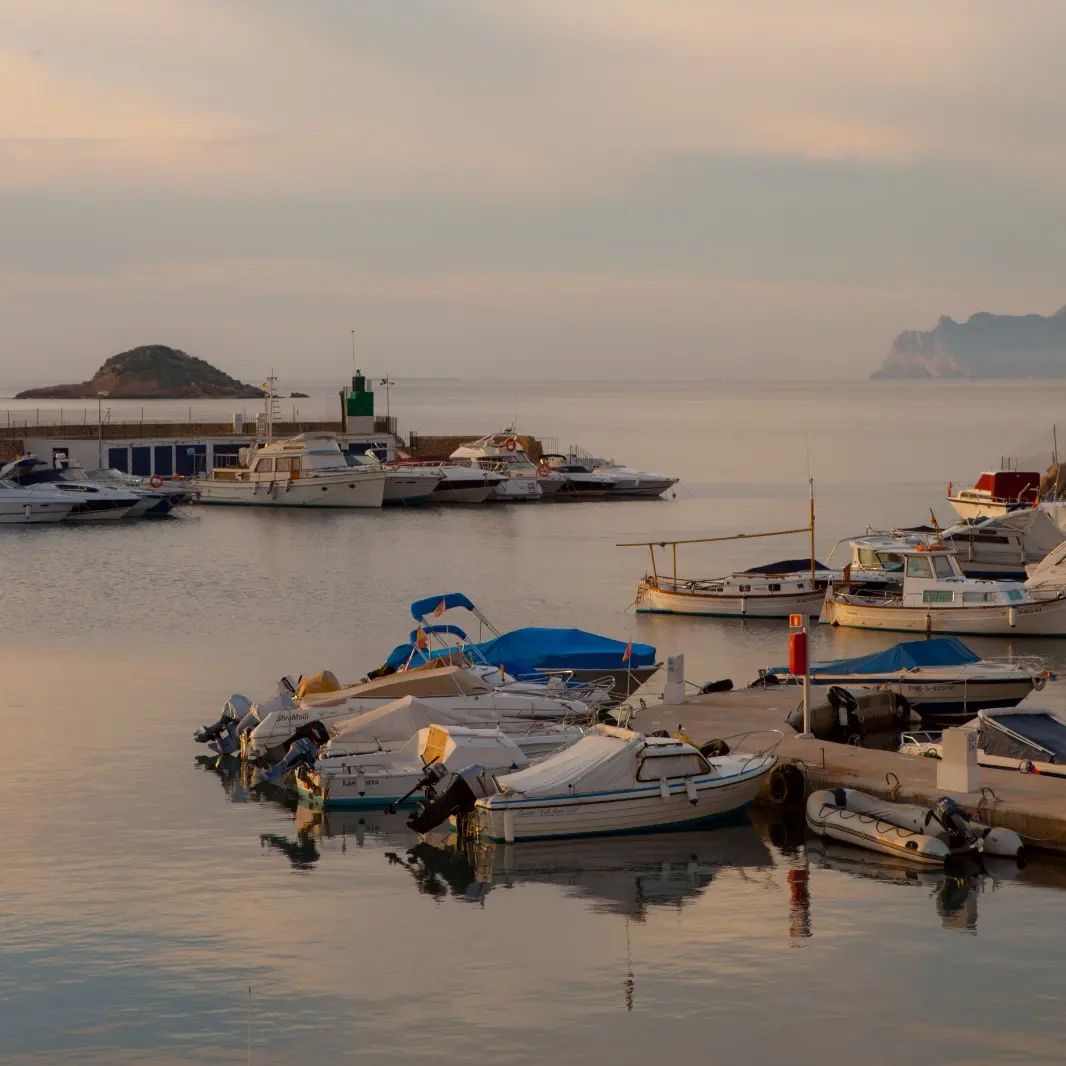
[16,345,265,399]
[872,306,1066,379]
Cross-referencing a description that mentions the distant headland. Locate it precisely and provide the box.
[15,345,266,399]
[872,305,1066,379]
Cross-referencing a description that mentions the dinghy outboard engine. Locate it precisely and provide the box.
[407,764,497,835]
[927,797,979,850]
[258,720,332,785]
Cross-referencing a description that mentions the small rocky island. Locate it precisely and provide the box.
[872,305,1066,379]
[16,345,266,399]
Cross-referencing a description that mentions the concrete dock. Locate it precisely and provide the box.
[630,687,1066,856]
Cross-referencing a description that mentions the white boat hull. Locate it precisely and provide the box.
[475,760,772,842]
[636,584,824,618]
[383,472,440,505]
[0,497,75,524]
[821,595,1066,636]
[195,473,385,508]
[491,478,542,502]
[431,480,498,504]
[947,495,1013,521]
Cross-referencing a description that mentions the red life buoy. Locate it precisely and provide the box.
[149,475,163,488]
[537,461,551,478]
[504,437,518,452]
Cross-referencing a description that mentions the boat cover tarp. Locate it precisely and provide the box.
[331,695,475,745]
[739,558,827,576]
[385,627,656,675]
[494,728,643,797]
[409,593,478,620]
[1024,541,1066,587]
[767,636,980,678]
[978,711,1066,763]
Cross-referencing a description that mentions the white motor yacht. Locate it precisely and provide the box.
[383,455,508,504]
[0,457,140,520]
[192,433,385,508]
[568,448,678,498]
[343,452,442,505]
[822,543,1066,635]
[449,433,544,501]
[90,468,194,513]
[0,479,76,524]
[946,468,1041,520]
[539,455,614,498]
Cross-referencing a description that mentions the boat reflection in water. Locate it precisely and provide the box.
[405,815,774,917]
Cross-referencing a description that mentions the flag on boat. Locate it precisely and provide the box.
[432,599,447,617]
[415,625,428,649]
[622,641,632,663]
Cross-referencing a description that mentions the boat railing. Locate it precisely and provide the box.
[716,729,785,772]
[507,670,616,708]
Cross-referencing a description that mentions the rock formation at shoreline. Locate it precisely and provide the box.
[872,306,1066,379]
[16,345,265,399]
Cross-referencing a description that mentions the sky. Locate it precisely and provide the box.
[3,0,1066,383]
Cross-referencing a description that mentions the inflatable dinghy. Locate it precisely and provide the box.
[806,788,1023,865]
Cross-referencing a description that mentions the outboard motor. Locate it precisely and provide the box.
[407,764,497,835]
[927,797,978,851]
[193,694,254,755]
[258,720,331,785]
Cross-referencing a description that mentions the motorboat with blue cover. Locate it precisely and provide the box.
[379,593,660,699]
[759,637,1049,722]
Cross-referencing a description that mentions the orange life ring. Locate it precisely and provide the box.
[149,475,163,488]
[504,437,518,452]
[537,460,551,478]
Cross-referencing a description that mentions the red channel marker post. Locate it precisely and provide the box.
[789,613,812,736]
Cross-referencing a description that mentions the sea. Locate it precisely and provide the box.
[3,378,1066,1065]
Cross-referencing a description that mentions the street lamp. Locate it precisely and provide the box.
[96,391,109,470]
[379,376,395,424]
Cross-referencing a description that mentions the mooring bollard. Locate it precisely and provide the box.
[937,727,979,793]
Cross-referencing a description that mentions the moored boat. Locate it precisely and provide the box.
[760,636,1050,722]
[946,468,1041,520]
[821,543,1066,635]
[806,788,1023,864]
[192,432,386,507]
[406,725,778,842]
[449,433,543,501]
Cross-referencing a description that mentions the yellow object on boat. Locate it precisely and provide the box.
[295,670,341,700]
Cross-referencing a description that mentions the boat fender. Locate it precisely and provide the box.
[685,778,698,805]
[659,778,670,801]
[149,475,163,488]
[700,678,734,694]
[765,764,806,807]
[700,739,731,758]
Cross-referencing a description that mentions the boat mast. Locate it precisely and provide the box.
[809,476,816,583]
[261,371,280,443]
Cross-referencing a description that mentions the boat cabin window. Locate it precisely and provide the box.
[275,457,295,473]
[636,753,710,780]
[931,555,956,579]
[768,583,781,592]
[857,549,904,572]
[1007,589,1026,602]
[962,591,994,603]
[923,589,953,604]
[252,457,274,473]
[737,584,751,593]
[905,555,933,579]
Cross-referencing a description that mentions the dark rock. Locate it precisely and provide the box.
[16,345,265,399]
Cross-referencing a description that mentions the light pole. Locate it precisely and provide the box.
[96,391,109,470]
[379,376,395,425]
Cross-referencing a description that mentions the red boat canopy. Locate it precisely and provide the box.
[974,470,1040,502]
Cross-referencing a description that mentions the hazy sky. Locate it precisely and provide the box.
[4,1,1066,383]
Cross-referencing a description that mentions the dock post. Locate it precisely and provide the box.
[789,614,812,737]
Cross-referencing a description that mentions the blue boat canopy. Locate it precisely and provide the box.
[409,593,478,620]
[740,558,827,576]
[384,626,656,675]
[767,637,980,677]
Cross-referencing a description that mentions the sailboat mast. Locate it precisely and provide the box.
[809,477,816,582]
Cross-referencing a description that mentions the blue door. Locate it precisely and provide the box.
[176,444,206,476]
[131,447,152,476]
[153,445,174,476]
[108,447,129,472]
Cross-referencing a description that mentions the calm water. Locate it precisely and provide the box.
[4,379,1066,1064]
